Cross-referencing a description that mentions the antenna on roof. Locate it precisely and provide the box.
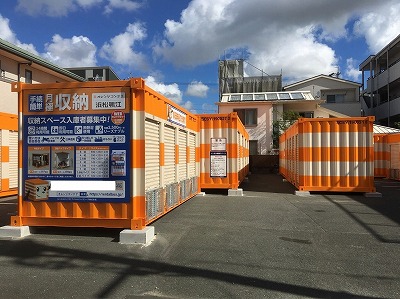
[329,66,341,78]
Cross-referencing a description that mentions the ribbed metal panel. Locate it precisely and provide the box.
[188,132,196,178]
[9,131,18,188]
[180,179,191,200]
[20,202,129,220]
[191,176,198,194]
[178,129,187,181]
[145,188,164,221]
[145,119,160,190]
[373,134,388,177]
[166,182,179,208]
[164,124,176,185]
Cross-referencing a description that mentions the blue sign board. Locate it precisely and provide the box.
[22,88,130,203]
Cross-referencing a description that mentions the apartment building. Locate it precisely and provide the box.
[359,34,400,127]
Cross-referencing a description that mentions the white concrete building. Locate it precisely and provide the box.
[283,74,361,117]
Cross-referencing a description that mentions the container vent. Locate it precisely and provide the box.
[166,182,179,208]
[146,188,164,221]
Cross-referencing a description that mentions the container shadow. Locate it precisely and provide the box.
[240,173,296,194]
[0,239,380,299]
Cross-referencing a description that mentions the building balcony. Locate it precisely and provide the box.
[366,59,400,92]
[362,94,400,122]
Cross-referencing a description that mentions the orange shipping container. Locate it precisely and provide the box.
[387,133,400,180]
[373,134,389,178]
[0,112,18,197]
[11,78,200,230]
[279,117,375,192]
[199,113,249,189]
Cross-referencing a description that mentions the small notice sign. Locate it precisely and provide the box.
[210,151,227,177]
[211,138,226,151]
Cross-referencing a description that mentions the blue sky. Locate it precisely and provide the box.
[0,0,399,113]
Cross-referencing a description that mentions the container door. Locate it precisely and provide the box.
[9,131,18,189]
[178,129,187,181]
[164,124,176,185]
[188,132,196,178]
[0,130,2,189]
[145,119,160,190]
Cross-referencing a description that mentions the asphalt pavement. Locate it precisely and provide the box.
[0,173,399,298]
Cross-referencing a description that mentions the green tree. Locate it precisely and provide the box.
[271,110,301,149]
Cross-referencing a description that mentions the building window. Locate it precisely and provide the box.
[25,69,32,83]
[233,108,257,126]
[249,140,258,155]
[327,94,345,103]
[299,111,314,118]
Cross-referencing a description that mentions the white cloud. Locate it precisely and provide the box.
[0,14,38,54]
[104,0,141,14]
[43,34,97,67]
[17,0,77,17]
[345,58,361,82]
[153,0,398,82]
[354,1,400,53]
[181,101,195,113]
[246,25,337,82]
[145,75,183,104]
[76,0,103,8]
[100,22,148,71]
[16,0,141,16]
[186,81,209,98]
[16,0,102,16]
[143,75,198,113]
[153,0,234,67]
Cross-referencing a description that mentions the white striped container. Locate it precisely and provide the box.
[279,117,375,192]
[199,113,249,189]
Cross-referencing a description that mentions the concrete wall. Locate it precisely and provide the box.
[321,102,361,116]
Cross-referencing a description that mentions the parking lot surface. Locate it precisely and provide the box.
[0,173,399,298]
